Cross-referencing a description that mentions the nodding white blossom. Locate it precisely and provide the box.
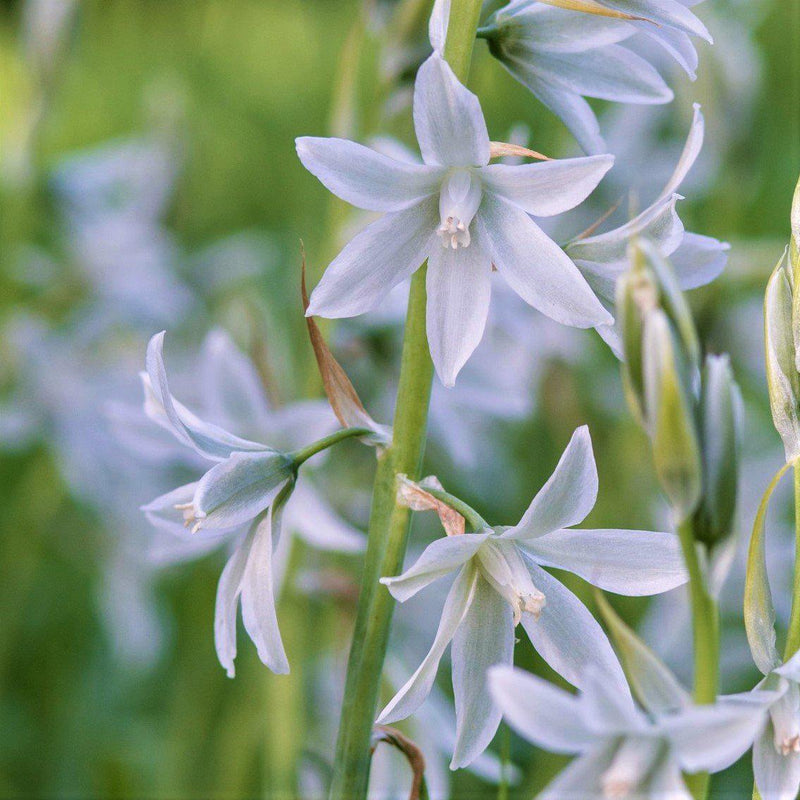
[565,104,728,354]
[377,426,688,768]
[477,0,712,154]
[140,330,364,677]
[489,664,772,800]
[297,53,615,387]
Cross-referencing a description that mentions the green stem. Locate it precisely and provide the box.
[328,7,483,797]
[422,486,489,531]
[783,464,800,659]
[290,426,373,466]
[676,516,719,800]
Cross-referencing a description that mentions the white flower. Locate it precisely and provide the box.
[489,663,771,800]
[377,426,688,768]
[565,103,729,353]
[479,1,711,154]
[141,330,364,676]
[297,53,614,386]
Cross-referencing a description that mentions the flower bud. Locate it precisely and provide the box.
[765,251,800,463]
[643,309,702,518]
[693,355,742,547]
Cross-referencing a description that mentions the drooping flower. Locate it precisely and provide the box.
[476,0,712,154]
[377,426,688,767]
[140,330,364,676]
[297,53,615,386]
[565,103,729,353]
[489,663,771,799]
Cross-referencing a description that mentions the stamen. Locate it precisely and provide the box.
[175,501,203,534]
[437,169,482,250]
[477,541,546,626]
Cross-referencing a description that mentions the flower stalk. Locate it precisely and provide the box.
[327,3,484,796]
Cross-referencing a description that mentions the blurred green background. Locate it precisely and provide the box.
[0,1,798,798]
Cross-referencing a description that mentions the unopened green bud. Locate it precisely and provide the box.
[643,309,703,518]
[693,355,742,547]
[765,251,800,463]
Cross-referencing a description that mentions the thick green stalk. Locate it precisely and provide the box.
[783,465,800,659]
[677,516,719,800]
[328,5,483,797]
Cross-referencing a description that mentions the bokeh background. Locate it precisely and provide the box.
[0,0,799,797]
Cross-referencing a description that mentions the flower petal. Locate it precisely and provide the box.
[144,332,268,460]
[645,754,692,799]
[663,702,770,773]
[377,564,477,724]
[214,530,252,678]
[193,451,293,530]
[519,559,630,700]
[538,745,617,800]
[603,0,711,42]
[753,724,800,800]
[497,60,605,154]
[240,506,289,674]
[488,665,594,754]
[450,575,515,768]
[413,54,490,168]
[381,533,490,602]
[305,197,437,318]
[295,136,443,211]
[504,426,598,539]
[658,103,704,202]
[426,239,492,387]
[528,45,673,104]
[671,233,729,291]
[477,194,612,328]
[522,528,688,595]
[480,155,613,217]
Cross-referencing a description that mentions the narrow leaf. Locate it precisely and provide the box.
[744,462,792,675]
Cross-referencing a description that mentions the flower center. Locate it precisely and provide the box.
[771,684,800,756]
[437,168,482,250]
[477,540,545,625]
[601,738,663,800]
[175,501,204,534]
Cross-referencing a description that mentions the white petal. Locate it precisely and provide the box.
[381,533,490,602]
[295,136,443,212]
[214,531,252,678]
[240,507,289,673]
[488,665,595,754]
[529,45,673,105]
[498,61,605,154]
[200,328,272,434]
[520,560,630,701]
[377,564,477,724]
[504,426,598,540]
[539,745,617,800]
[477,194,612,328]
[426,239,492,387]
[193,451,293,529]
[142,482,201,536]
[602,0,712,42]
[144,332,268,460]
[450,575,515,768]
[658,104,705,202]
[664,702,770,773]
[639,26,698,78]
[776,649,800,682]
[645,754,692,800]
[580,668,642,734]
[671,233,729,291]
[522,528,688,595]
[413,55,490,168]
[753,724,800,800]
[428,0,449,53]
[305,197,436,318]
[283,480,364,553]
[479,155,613,217]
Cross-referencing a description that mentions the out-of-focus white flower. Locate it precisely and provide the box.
[475,0,711,154]
[378,426,687,768]
[298,53,614,386]
[141,330,365,676]
[489,662,772,799]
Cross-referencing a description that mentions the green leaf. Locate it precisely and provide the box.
[744,462,792,675]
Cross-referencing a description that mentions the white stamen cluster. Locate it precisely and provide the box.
[437,168,482,250]
[175,501,203,534]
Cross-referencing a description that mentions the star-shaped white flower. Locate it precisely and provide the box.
[297,53,614,386]
[377,426,688,767]
[490,663,771,799]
